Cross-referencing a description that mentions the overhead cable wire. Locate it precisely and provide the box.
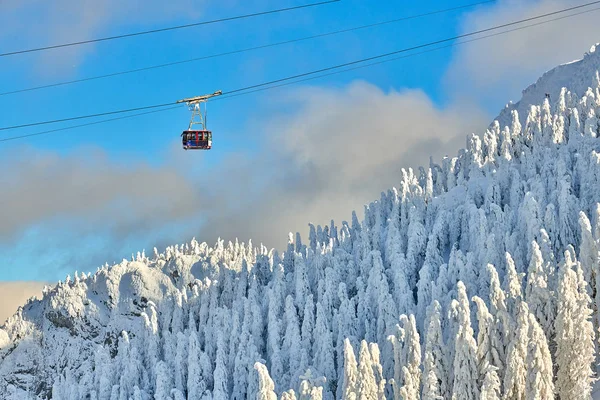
[0,102,177,131]
[215,5,600,101]
[1,0,599,133]
[2,6,598,144]
[0,0,341,57]
[222,0,600,96]
[0,106,181,143]
[0,0,495,96]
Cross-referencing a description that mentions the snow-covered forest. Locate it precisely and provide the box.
[3,46,600,400]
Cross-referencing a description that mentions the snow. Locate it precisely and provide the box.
[3,44,600,399]
[497,42,600,128]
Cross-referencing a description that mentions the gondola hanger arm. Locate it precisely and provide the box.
[177,90,223,105]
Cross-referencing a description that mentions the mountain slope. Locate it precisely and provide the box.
[2,46,600,399]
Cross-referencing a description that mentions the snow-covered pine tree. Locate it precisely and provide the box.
[472,296,502,386]
[486,264,511,377]
[524,241,554,338]
[555,249,596,400]
[479,364,502,400]
[503,253,524,318]
[503,301,529,400]
[579,211,600,332]
[368,343,386,400]
[341,338,359,400]
[525,312,554,400]
[187,331,206,399]
[283,295,302,391]
[422,300,447,400]
[356,340,378,400]
[174,331,187,395]
[267,266,285,390]
[313,302,336,397]
[282,390,299,400]
[213,331,229,400]
[451,281,479,400]
[400,314,421,398]
[255,362,278,400]
[335,283,358,398]
[154,361,173,400]
[298,369,325,400]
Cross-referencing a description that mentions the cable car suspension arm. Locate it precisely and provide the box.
[177,90,222,130]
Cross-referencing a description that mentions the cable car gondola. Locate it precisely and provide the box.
[177,90,222,150]
[181,130,212,150]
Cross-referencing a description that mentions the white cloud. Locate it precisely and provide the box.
[444,0,600,109]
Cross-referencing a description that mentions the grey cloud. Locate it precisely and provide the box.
[0,147,204,241]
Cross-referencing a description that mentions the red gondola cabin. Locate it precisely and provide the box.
[182,130,212,150]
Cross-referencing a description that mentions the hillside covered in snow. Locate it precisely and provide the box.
[2,45,600,400]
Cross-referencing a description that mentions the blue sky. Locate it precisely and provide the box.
[0,0,471,151]
[1,0,599,283]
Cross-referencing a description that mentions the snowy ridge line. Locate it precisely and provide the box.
[498,42,600,127]
[3,45,600,399]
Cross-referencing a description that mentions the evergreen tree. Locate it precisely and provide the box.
[341,339,359,400]
[579,211,600,332]
[472,296,502,385]
[368,343,386,400]
[524,241,554,336]
[174,332,187,395]
[213,332,229,399]
[398,366,417,400]
[400,314,421,397]
[313,303,336,396]
[487,264,510,376]
[503,301,529,400]
[302,295,315,360]
[422,300,447,400]
[503,253,524,316]
[555,250,596,400]
[356,341,378,400]
[116,331,132,399]
[578,211,597,294]
[451,282,479,400]
[298,370,325,400]
[267,268,285,389]
[335,283,358,398]
[255,363,278,400]
[281,390,298,400]
[525,313,554,400]
[187,331,206,399]
[479,364,501,400]
[154,361,173,400]
[283,295,302,390]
